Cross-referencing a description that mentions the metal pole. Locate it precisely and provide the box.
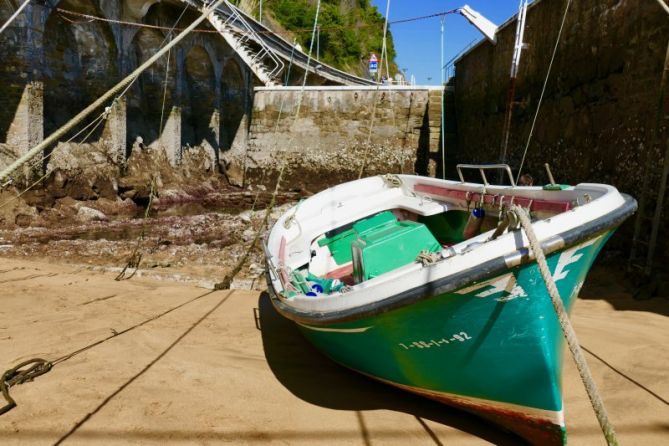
[378,0,391,82]
[441,16,446,179]
[500,0,528,167]
[0,0,226,183]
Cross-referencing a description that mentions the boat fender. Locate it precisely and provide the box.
[463,207,485,239]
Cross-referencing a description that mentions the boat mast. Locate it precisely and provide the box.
[440,16,446,178]
[499,0,529,168]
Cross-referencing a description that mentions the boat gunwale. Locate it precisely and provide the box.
[266,193,637,326]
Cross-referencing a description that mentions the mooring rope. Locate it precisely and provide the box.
[214,165,285,289]
[0,0,226,184]
[358,0,395,180]
[216,0,323,289]
[0,288,222,416]
[115,177,156,281]
[378,0,391,82]
[0,0,30,35]
[511,205,618,446]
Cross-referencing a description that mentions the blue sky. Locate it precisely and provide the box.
[370,1,524,85]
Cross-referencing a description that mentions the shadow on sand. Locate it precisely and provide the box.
[579,260,669,317]
[258,292,526,445]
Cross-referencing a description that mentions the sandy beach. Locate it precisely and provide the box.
[1,257,667,445]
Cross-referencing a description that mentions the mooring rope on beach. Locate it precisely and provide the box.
[511,205,619,446]
[515,0,572,183]
[214,166,285,290]
[0,288,223,416]
[216,0,324,289]
[115,177,157,281]
[358,0,392,180]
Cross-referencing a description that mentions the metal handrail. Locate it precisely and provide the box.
[456,163,516,187]
[220,1,285,79]
[188,0,285,81]
[443,38,478,80]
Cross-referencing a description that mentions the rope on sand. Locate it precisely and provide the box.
[214,166,285,290]
[0,289,222,416]
[115,177,156,281]
[511,205,619,446]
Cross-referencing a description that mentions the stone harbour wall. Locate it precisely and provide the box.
[452,0,669,259]
[223,86,444,192]
[0,0,254,175]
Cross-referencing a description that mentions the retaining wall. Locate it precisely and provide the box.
[223,86,444,191]
[452,0,669,260]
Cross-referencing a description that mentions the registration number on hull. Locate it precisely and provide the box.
[399,331,472,350]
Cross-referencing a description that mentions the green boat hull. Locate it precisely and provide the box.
[292,231,613,445]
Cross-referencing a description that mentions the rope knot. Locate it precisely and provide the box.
[381,174,402,188]
[416,250,441,266]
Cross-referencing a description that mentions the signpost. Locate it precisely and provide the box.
[369,53,378,75]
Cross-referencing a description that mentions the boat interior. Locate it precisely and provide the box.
[270,165,611,299]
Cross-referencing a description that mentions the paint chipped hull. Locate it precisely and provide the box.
[381,379,566,445]
[276,231,615,445]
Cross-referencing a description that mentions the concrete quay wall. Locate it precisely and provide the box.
[224,86,444,191]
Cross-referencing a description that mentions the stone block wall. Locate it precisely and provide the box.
[0,0,254,177]
[452,0,669,259]
[223,86,444,191]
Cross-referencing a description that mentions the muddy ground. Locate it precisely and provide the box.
[0,143,308,288]
[0,186,299,289]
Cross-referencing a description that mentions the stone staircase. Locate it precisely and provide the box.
[181,0,373,87]
[183,0,284,86]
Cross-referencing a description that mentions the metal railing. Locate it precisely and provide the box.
[190,0,285,82]
[456,163,516,187]
[443,38,479,81]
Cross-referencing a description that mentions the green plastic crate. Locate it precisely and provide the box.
[317,211,397,265]
[351,220,441,282]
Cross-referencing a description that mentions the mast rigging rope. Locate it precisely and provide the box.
[515,0,572,184]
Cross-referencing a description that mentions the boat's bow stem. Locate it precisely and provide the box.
[512,205,619,446]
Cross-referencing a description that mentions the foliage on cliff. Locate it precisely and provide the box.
[235,0,397,77]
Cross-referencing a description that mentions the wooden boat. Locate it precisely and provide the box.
[264,165,636,445]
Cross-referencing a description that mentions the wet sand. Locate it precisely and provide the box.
[1,257,667,445]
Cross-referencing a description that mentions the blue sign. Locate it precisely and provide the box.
[369,54,378,74]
